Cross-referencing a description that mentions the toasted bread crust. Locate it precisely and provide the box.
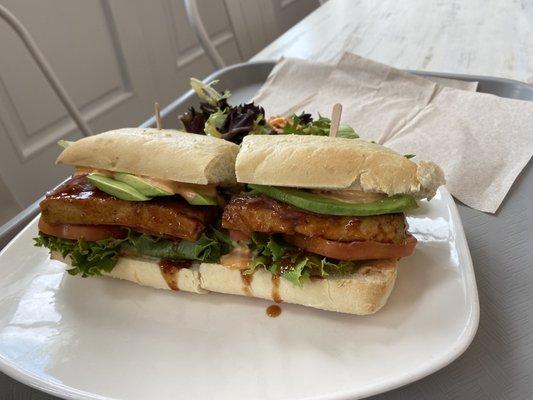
[51,252,207,294]
[200,260,397,315]
[50,252,397,315]
[56,128,239,185]
[236,135,445,199]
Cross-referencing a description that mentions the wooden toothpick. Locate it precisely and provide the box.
[154,102,162,130]
[329,103,342,137]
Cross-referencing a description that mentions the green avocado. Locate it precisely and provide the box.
[187,193,218,206]
[114,173,172,197]
[247,184,418,216]
[88,173,150,201]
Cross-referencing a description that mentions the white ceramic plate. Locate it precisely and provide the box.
[0,187,478,400]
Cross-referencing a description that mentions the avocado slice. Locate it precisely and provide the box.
[248,184,417,216]
[114,173,172,197]
[88,173,150,201]
[187,193,218,206]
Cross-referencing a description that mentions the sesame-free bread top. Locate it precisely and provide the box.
[236,135,445,199]
[56,128,240,185]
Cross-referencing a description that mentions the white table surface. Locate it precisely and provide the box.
[2,0,532,399]
[252,0,533,84]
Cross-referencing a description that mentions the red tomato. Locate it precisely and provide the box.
[286,234,417,261]
[38,218,127,242]
[229,229,251,242]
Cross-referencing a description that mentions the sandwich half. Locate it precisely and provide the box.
[36,128,239,293]
[202,135,445,314]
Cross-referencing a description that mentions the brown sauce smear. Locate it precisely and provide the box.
[46,175,101,200]
[271,275,282,303]
[240,270,253,296]
[242,195,308,220]
[159,259,192,291]
[266,305,282,318]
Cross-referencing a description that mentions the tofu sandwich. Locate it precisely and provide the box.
[35,128,445,315]
[36,128,239,293]
[203,135,445,314]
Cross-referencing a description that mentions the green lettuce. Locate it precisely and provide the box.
[204,108,227,138]
[246,234,361,287]
[282,113,359,139]
[35,229,232,278]
[190,78,230,106]
[34,234,123,277]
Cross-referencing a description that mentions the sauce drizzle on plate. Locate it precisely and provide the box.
[266,305,282,318]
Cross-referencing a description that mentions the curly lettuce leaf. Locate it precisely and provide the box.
[190,78,230,106]
[221,103,269,142]
[35,228,233,277]
[282,113,359,139]
[34,234,123,277]
[179,78,270,143]
[180,106,207,134]
[204,109,228,138]
[247,234,361,286]
[181,80,359,142]
[121,231,224,262]
[281,258,311,286]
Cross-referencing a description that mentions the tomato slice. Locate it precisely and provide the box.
[285,234,417,261]
[38,218,127,242]
[229,229,251,242]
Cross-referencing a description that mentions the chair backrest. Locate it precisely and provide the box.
[0,4,93,246]
[183,0,226,69]
[0,4,92,137]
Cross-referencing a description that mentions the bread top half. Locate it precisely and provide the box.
[236,135,445,199]
[56,128,240,185]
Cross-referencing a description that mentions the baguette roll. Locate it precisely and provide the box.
[51,252,207,294]
[236,135,444,199]
[56,128,240,185]
[200,260,397,315]
[50,252,396,314]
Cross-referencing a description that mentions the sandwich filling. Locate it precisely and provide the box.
[220,188,417,286]
[35,174,232,277]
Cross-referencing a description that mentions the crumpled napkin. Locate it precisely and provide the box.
[253,53,532,213]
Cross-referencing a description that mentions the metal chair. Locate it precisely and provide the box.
[184,0,327,69]
[183,0,226,69]
[0,4,92,248]
[0,5,92,137]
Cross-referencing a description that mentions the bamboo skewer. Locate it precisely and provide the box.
[329,103,342,137]
[154,102,162,130]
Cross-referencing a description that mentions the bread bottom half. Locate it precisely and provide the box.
[50,252,397,315]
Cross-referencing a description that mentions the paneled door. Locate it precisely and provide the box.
[0,0,242,222]
[0,0,317,225]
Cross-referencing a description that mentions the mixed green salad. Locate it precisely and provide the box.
[179,78,358,143]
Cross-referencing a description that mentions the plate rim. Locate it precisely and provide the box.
[0,187,480,400]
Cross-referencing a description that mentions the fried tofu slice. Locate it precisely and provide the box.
[222,195,407,244]
[40,176,216,241]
